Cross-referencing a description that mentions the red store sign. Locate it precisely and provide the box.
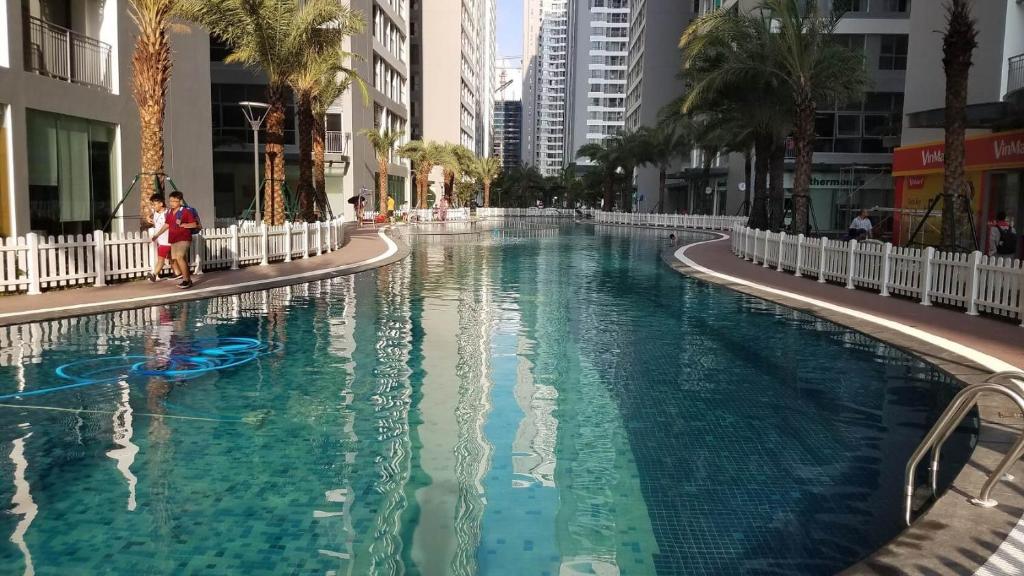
[893,130,1024,175]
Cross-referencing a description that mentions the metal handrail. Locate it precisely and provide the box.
[23,14,113,92]
[1009,54,1024,96]
[325,131,347,154]
[904,371,1024,525]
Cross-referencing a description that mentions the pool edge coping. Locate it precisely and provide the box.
[652,227,1024,576]
[0,227,411,327]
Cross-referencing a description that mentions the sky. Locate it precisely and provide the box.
[496,0,523,58]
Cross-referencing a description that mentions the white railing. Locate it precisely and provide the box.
[0,218,353,295]
[731,225,1024,325]
[477,207,581,219]
[594,211,746,231]
[325,131,348,154]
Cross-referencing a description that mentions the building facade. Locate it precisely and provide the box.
[626,0,694,212]
[522,0,570,176]
[566,0,630,168]
[494,57,523,168]
[0,0,214,237]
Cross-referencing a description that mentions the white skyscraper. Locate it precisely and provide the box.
[523,0,571,176]
[567,0,630,166]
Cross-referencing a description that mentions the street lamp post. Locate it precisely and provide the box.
[240,101,270,224]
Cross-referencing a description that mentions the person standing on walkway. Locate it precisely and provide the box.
[147,193,174,282]
[988,211,1017,257]
[386,194,395,221]
[151,191,198,289]
[848,209,873,240]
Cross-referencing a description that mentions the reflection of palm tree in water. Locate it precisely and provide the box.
[145,305,182,549]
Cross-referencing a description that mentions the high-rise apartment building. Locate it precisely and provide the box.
[0,0,214,237]
[411,0,496,154]
[566,0,630,167]
[494,58,523,168]
[626,0,694,212]
[522,0,570,176]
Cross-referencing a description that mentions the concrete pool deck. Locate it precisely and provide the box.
[0,226,408,327]
[661,229,1024,576]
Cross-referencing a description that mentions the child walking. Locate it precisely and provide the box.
[150,191,198,289]
[147,193,174,282]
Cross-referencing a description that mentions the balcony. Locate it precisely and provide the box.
[1008,54,1024,99]
[23,15,112,92]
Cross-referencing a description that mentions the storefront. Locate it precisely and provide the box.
[892,129,1024,252]
[783,169,893,235]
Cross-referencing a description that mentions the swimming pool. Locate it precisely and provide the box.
[0,225,971,575]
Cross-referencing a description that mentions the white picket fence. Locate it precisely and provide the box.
[477,207,581,218]
[0,217,353,295]
[595,211,747,230]
[731,225,1024,325]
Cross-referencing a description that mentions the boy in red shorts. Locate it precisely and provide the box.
[150,191,198,289]
[147,193,174,282]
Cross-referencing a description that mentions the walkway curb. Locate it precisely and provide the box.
[661,230,1024,576]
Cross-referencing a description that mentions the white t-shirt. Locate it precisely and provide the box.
[152,210,170,246]
[850,216,872,232]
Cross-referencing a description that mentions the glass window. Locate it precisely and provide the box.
[878,35,908,70]
[837,114,862,137]
[26,110,115,236]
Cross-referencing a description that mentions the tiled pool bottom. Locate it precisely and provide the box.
[0,227,971,575]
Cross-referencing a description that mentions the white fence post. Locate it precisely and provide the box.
[818,238,827,283]
[230,225,240,270]
[794,234,804,277]
[920,247,934,306]
[879,242,892,297]
[303,222,311,259]
[93,230,106,287]
[846,239,857,289]
[260,224,269,266]
[965,250,981,316]
[763,232,771,268]
[284,222,292,262]
[193,235,204,275]
[26,233,41,295]
[776,232,786,272]
[315,222,323,256]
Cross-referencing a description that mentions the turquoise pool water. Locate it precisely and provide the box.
[0,225,969,575]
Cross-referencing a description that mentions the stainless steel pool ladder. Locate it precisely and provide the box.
[904,371,1024,526]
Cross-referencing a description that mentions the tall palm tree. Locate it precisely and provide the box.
[398,140,446,208]
[636,124,691,213]
[361,128,403,217]
[941,0,978,249]
[757,0,866,233]
[177,0,353,224]
[129,0,176,230]
[290,19,362,221]
[312,74,352,218]
[439,144,476,203]
[473,156,502,207]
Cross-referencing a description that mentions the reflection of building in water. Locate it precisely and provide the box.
[8,431,37,576]
[105,382,139,511]
[346,260,415,576]
[511,332,558,489]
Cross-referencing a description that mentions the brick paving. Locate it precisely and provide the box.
[683,236,1024,370]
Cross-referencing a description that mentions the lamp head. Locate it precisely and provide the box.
[239,101,270,129]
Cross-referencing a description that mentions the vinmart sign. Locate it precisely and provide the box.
[892,129,1024,175]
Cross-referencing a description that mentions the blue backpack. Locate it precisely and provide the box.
[177,206,203,236]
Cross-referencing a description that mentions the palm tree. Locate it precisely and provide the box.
[473,156,502,207]
[129,0,176,230]
[438,144,476,203]
[312,74,351,218]
[636,125,690,213]
[177,0,353,224]
[941,0,978,249]
[756,0,867,233]
[398,140,446,208]
[290,19,362,221]
[361,128,403,217]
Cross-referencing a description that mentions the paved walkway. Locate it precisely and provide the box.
[0,227,402,326]
[681,235,1023,371]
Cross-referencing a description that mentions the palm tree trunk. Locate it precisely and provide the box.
[313,111,327,216]
[768,140,786,231]
[264,83,288,225]
[658,167,667,214]
[132,14,171,231]
[749,135,770,229]
[603,177,614,211]
[942,0,977,249]
[296,91,316,222]
[792,97,816,235]
[378,158,388,218]
[484,180,491,207]
[417,169,428,208]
